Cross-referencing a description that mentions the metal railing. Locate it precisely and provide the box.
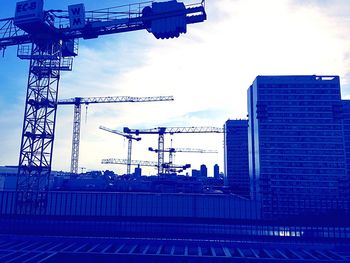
[0,190,348,242]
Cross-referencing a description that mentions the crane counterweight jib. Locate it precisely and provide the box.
[123,126,224,134]
[1,0,206,51]
[99,125,141,141]
[145,1,187,39]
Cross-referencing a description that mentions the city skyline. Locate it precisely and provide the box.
[1,0,350,175]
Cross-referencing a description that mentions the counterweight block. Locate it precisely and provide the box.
[143,0,187,39]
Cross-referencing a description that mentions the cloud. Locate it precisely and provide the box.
[52,0,350,173]
[2,0,350,175]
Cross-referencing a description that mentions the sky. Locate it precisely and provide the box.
[1,0,350,176]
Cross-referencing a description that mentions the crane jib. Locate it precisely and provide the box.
[1,0,206,50]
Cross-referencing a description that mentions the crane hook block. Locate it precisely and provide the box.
[142,0,187,39]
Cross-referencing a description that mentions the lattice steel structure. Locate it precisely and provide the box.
[102,158,158,167]
[100,125,142,175]
[58,95,174,174]
[149,147,216,173]
[124,127,223,175]
[0,0,206,214]
[16,42,73,214]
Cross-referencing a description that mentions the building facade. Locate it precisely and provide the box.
[200,164,208,178]
[213,164,220,179]
[342,100,350,199]
[247,75,348,214]
[224,119,250,198]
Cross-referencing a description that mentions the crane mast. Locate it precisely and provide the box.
[0,0,206,214]
[58,95,174,174]
[99,125,141,176]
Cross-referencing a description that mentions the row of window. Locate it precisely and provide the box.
[260,168,346,174]
[260,136,343,143]
[259,148,344,155]
[259,119,341,125]
[259,173,347,184]
[251,100,343,106]
[260,155,344,162]
[259,130,344,137]
[258,83,338,89]
[258,95,339,100]
[260,113,335,118]
[260,142,344,149]
[263,174,345,181]
[260,161,345,168]
[258,88,339,95]
[269,181,337,187]
[263,188,338,196]
[259,124,342,130]
[263,106,334,112]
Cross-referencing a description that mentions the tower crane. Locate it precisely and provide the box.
[102,158,158,168]
[58,95,173,174]
[101,158,191,175]
[148,147,217,169]
[99,125,141,176]
[162,163,191,174]
[0,0,206,214]
[123,126,223,175]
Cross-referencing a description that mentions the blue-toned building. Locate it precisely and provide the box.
[200,164,208,178]
[342,100,350,199]
[224,119,250,198]
[213,164,220,179]
[247,75,348,213]
[191,169,201,178]
[134,165,142,178]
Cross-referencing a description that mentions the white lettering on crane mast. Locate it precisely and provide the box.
[68,4,86,29]
[14,0,43,24]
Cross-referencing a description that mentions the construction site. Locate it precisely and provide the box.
[0,0,349,262]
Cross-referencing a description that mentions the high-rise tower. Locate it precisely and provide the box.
[248,75,347,215]
[224,120,249,198]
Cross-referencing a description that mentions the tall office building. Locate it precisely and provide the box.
[224,119,250,198]
[248,75,348,214]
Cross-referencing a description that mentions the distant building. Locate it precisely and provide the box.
[191,169,201,178]
[134,165,142,178]
[213,164,220,179]
[248,75,348,214]
[200,164,207,178]
[224,119,249,198]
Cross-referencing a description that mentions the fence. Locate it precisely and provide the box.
[0,190,349,242]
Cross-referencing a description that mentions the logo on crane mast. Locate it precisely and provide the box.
[68,4,86,29]
[14,0,43,23]
[16,2,36,12]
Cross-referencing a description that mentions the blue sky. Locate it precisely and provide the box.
[1,0,350,175]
